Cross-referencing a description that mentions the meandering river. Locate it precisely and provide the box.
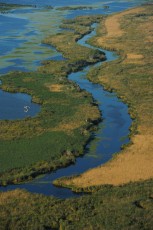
[0,22,132,198]
[0,0,147,198]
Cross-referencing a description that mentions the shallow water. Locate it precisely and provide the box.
[0,0,147,197]
[0,0,146,74]
[0,7,66,74]
[0,24,132,198]
[0,90,41,120]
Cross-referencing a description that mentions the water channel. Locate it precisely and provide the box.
[0,23,132,198]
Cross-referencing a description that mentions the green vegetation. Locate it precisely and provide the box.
[0,6,64,73]
[60,15,104,33]
[0,179,153,229]
[56,6,93,11]
[103,5,109,9]
[39,15,106,76]
[0,15,105,186]
[0,3,31,12]
[0,71,100,186]
[87,7,153,134]
[54,6,153,189]
[0,5,153,230]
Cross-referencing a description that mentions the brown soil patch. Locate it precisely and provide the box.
[45,83,63,92]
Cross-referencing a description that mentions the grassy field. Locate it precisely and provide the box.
[57,6,153,188]
[0,15,106,186]
[0,179,153,229]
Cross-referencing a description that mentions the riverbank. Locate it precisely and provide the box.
[0,4,153,229]
[39,15,106,76]
[57,5,153,189]
[0,15,105,186]
[1,179,153,229]
[0,2,31,12]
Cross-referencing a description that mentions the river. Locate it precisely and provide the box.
[0,0,147,198]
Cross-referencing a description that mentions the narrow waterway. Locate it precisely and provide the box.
[0,0,144,75]
[0,23,132,198]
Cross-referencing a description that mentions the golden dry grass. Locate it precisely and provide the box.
[61,6,153,188]
[124,53,144,64]
[0,190,29,205]
[97,7,143,42]
[97,6,146,64]
[63,134,153,187]
[45,83,64,92]
[126,53,143,59]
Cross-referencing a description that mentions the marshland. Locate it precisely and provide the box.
[0,1,153,229]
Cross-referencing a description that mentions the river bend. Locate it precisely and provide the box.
[0,23,132,198]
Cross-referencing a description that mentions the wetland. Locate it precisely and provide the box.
[0,1,153,229]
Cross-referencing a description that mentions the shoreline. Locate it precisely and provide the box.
[0,15,105,186]
[0,4,152,190]
[58,5,153,189]
[0,3,153,230]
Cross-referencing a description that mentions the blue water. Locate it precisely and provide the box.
[0,7,66,74]
[0,0,146,7]
[0,15,27,56]
[0,24,132,198]
[0,90,41,120]
[0,0,146,74]
[0,0,147,197]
